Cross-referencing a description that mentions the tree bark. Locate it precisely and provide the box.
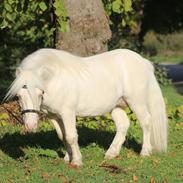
[56,0,111,56]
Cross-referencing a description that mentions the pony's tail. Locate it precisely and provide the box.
[148,74,168,153]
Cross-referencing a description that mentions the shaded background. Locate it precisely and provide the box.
[0,0,183,100]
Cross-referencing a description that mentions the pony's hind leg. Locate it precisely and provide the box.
[128,100,152,156]
[50,119,70,162]
[105,107,130,159]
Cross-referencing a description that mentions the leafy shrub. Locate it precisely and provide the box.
[103,0,143,52]
[165,32,183,51]
[0,113,9,127]
[168,105,183,122]
[103,0,141,34]
[76,108,142,142]
[143,31,183,56]
[109,36,141,52]
[154,63,172,86]
[0,0,69,101]
[143,31,164,56]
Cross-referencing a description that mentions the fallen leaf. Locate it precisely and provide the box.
[169,152,176,157]
[7,178,14,183]
[68,163,78,169]
[150,177,156,183]
[133,175,138,182]
[163,178,169,183]
[99,162,124,174]
[41,172,51,181]
[57,173,70,182]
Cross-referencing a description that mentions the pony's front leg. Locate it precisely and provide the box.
[50,119,70,162]
[105,107,130,159]
[60,109,82,166]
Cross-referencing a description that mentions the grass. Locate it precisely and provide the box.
[149,55,183,64]
[161,85,183,107]
[0,120,183,183]
[0,85,183,183]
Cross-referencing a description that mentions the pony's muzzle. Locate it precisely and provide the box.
[23,113,39,133]
[24,123,38,133]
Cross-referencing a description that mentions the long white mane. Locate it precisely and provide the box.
[5,69,44,109]
[5,48,88,104]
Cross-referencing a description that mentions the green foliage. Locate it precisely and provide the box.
[103,0,138,31]
[0,0,69,49]
[161,85,183,107]
[0,0,69,100]
[168,105,183,123]
[53,0,69,32]
[39,121,54,132]
[103,0,143,51]
[77,109,138,133]
[111,0,132,14]
[0,113,10,127]
[0,0,55,47]
[154,64,172,86]
[39,2,48,12]
[143,31,183,56]
[150,55,183,64]
[143,31,161,56]
[109,36,141,52]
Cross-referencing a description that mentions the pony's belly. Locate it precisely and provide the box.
[76,106,113,117]
[76,97,121,117]
[75,86,124,117]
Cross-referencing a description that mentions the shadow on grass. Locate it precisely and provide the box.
[0,126,141,160]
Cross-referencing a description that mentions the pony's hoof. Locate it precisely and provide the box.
[105,152,118,160]
[105,148,119,159]
[105,154,115,160]
[71,159,83,166]
[140,149,151,156]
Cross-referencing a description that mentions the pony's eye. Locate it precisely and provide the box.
[14,95,19,101]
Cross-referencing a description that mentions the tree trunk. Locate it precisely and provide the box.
[56,0,111,56]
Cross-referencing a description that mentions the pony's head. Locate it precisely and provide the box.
[5,67,44,132]
[17,85,44,132]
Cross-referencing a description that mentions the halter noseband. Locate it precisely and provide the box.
[21,109,40,115]
[21,85,44,115]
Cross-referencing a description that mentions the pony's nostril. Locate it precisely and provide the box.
[24,122,37,133]
[25,123,29,130]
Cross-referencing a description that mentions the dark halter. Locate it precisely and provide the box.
[21,85,44,115]
[21,109,40,115]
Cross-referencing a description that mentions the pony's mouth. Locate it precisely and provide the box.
[24,123,38,133]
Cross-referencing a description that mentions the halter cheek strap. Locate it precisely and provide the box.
[21,85,44,115]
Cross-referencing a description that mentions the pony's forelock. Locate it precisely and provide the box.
[4,73,26,101]
[4,69,43,107]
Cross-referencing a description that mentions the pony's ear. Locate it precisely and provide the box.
[39,66,53,81]
[16,67,22,76]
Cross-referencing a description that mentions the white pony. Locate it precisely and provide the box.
[6,48,167,166]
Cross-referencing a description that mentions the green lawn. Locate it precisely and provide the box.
[161,85,183,107]
[0,120,183,183]
[0,85,183,183]
[149,55,183,64]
